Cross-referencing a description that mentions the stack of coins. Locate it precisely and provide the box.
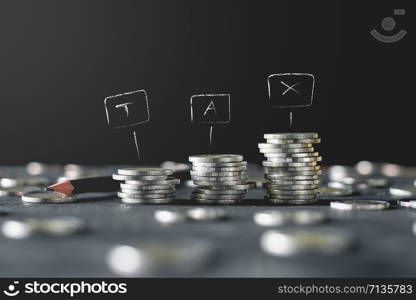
[112,168,180,204]
[258,133,322,204]
[189,154,254,204]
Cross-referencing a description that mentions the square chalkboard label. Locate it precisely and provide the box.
[267,73,315,108]
[104,90,150,129]
[190,94,230,124]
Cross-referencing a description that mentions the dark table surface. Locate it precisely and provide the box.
[0,165,415,277]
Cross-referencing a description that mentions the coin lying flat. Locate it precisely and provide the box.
[120,183,175,190]
[189,154,243,163]
[260,228,354,257]
[266,157,322,163]
[107,239,216,276]
[113,174,168,181]
[191,193,243,200]
[191,161,247,167]
[125,178,180,186]
[117,168,173,176]
[266,138,321,144]
[192,166,247,172]
[190,171,246,177]
[319,187,354,197]
[267,189,319,195]
[0,176,50,188]
[254,210,327,226]
[260,147,315,154]
[1,217,86,239]
[121,197,174,204]
[258,143,313,149]
[263,152,320,158]
[389,186,416,197]
[330,200,390,210]
[0,186,41,197]
[21,191,76,203]
[264,133,319,139]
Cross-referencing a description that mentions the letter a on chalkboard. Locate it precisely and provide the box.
[203,101,217,116]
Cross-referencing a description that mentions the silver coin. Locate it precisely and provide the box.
[263,152,320,158]
[330,200,390,210]
[266,174,319,181]
[265,197,318,204]
[254,210,327,226]
[193,180,244,186]
[266,157,322,163]
[319,187,354,197]
[186,208,227,220]
[263,161,318,168]
[264,133,319,139]
[192,166,247,172]
[125,178,181,186]
[1,217,86,239]
[260,147,315,154]
[118,192,174,199]
[191,161,247,167]
[259,143,313,149]
[189,154,243,163]
[21,191,76,203]
[107,239,215,276]
[265,138,321,144]
[0,186,41,197]
[192,197,240,204]
[190,171,246,177]
[260,228,353,257]
[389,186,416,197]
[117,168,173,176]
[191,192,243,200]
[0,176,50,188]
[113,174,169,181]
[267,189,319,195]
[197,182,256,190]
[264,165,320,171]
[397,200,416,208]
[265,179,319,185]
[121,197,174,204]
[154,210,186,224]
[264,169,322,176]
[191,175,247,182]
[265,184,318,190]
[120,183,175,190]
[266,193,318,200]
[195,188,246,195]
[120,188,175,195]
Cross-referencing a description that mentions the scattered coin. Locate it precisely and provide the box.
[254,210,327,226]
[260,228,354,257]
[330,200,390,210]
[390,186,416,197]
[1,217,86,239]
[21,191,76,203]
[0,186,41,197]
[107,239,216,276]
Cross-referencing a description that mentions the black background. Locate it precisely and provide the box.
[0,0,412,165]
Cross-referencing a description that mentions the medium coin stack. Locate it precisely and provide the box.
[258,133,322,204]
[189,154,254,204]
[112,168,180,204]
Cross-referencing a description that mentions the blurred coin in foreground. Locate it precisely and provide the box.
[260,229,354,257]
[330,200,390,211]
[254,210,327,227]
[21,191,76,204]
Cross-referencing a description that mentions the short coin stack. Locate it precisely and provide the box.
[189,154,254,204]
[113,168,180,204]
[258,133,322,204]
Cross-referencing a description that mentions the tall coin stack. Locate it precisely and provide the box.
[113,168,180,204]
[258,133,322,204]
[189,154,255,204]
